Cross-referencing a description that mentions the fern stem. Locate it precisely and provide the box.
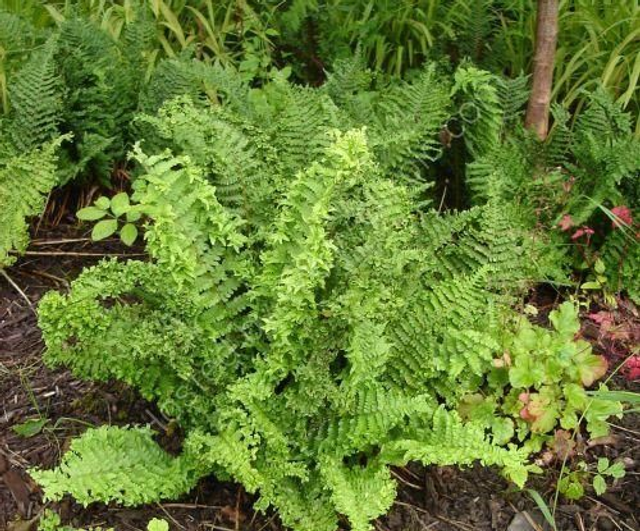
[0,269,34,312]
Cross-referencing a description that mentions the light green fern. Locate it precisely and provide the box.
[34,64,626,531]
[32,425,200,506]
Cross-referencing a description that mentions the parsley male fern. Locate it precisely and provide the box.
[34,63,623,531]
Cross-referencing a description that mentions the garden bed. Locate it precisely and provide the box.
[1,223,638,531]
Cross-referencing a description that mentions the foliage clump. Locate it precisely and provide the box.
[34,63,623,531]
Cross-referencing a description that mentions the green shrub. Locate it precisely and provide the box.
[34,64,621,531]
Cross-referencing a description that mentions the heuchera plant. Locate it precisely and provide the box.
[460,302,622,453]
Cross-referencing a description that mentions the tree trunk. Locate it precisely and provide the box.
[525,0,559,141]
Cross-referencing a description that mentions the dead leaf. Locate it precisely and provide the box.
[3,469,31,516]
[7,517,38,531]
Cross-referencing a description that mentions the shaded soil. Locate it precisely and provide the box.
[1,223,639,531]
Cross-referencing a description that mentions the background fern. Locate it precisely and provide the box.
[0,138,66,267]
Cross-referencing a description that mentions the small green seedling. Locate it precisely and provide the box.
[592,457,625,495]
[558,458,625,499]
[580,259,617,307]
[147,519,169,531]
[77,193,141,246]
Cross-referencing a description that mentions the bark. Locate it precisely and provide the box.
[525,0,559,141]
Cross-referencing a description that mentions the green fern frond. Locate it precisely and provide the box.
[496,73,530,127]
[138,53,207,115]
[7,36,63,151]
[452,64,503,159]
[381,407,532,487]
[372,64,450,183]
[31,425,200,506]
[0,138,65,267]
[34,61,621,531]
[320,457,396,531]
[600,228,640,303]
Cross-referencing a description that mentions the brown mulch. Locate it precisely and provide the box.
[1,223,639,531]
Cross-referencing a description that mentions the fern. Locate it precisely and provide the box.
[38,126,538,531]
[0,13,165,267]
[34,65,624,531]
[0,138,66,267]
[562,88,640,225]
[32,425,200,506]
[452,64,503,159]
[463,86,639,294]
[496,72,530,128]
[138,53,208,115]
[7,36,63,152]
[600,229,640,303]
[371,64,450,184]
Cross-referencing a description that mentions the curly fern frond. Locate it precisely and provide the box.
[31,425,201,506]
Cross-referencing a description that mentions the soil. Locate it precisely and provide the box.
[1,222,639,531]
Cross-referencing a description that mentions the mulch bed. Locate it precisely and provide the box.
[1,223,639,531]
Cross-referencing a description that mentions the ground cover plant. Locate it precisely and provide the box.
[0,2,638,531]
[31,61,637,530]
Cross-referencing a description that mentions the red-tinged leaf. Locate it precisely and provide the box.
[530,403,558,433]
[624,356,640,380]
[520,405,535,421]
[518,392,531,404]
[523,389,560,433]
[611,205,633,229]
[588,311,614,327]
[558,214,574,232]
[571,226,595,240]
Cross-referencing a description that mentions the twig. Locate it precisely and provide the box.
[30,238,93,246]
[235,487,242,531]
[610,423,640,437]
[618,519,637,531]
[585,495,621,515]
[17,251,146,257]
[522,510,544,531]
[18,269,69,286]
[145,408,168,431]
[156,503,186,531]
[34,190,52,236]
[437,184,447,214]
[399,465,422,482]
[433,514,475,531]
[162,503,224,510]
[0,270,35,313]
[256,514,278,531]
[394,500,431,516]
[391,469,423,490]
[602,515,622,531]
